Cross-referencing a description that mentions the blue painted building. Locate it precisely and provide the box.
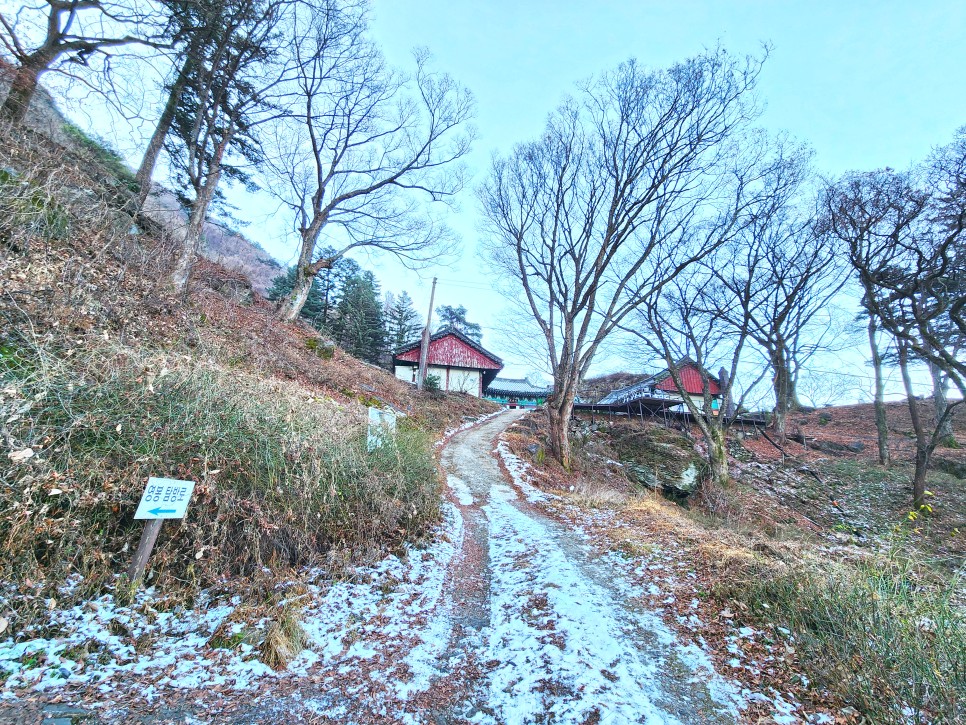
[484,377,552,408]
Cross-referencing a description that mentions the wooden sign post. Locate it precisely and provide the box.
[128,478,195,584]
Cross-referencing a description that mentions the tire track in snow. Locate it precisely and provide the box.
[439,410,741,724]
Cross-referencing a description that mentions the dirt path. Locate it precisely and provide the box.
[0,411,747,724]
[434,410,741,724]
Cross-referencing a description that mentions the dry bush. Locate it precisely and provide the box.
[259,601,307,670]
[0,336,440,634]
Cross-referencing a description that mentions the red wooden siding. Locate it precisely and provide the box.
[396,333,501,370]
[654,365,721,395]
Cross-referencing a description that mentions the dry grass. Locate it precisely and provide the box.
[0,337,440,634]
[259,601,307,670]
[567,479,628,509]
[721,548,965,724]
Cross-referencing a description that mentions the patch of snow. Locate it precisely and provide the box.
[446,474,475,506]
[479,475,743,723]
[0,504,467,717]
[494,440,556,503]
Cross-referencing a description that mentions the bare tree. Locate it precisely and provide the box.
[626,140,808,488]
[822,160,965,509]
[0,0,153,123]
[708,154,849,438]
[479,49,765,469]
[264,3,474,322]
[628,274,766,490]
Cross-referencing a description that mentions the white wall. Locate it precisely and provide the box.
[394,364,482,396]
[394,364,416,383]
[446,368,481,396]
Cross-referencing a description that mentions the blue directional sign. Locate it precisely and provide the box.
[134,478,195,520]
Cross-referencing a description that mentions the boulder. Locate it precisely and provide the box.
[930,457,966,480]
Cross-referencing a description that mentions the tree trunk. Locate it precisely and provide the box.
[929,361,954,447]
[0,61,44,124]
[868,316,890,466]
[276,267,315,322]
[707,423,729,488]
[770,349,796,439]
[898,344,929,510]
[170,171,221,293]
[547,380,577,471]
[134,57,193,215]
[276,253,333,322]
[275,215,333,321]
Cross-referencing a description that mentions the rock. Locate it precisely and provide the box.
[304,337,335,359]
[792,436,864,454]
[930,457,966,479]
[205,274,254,306]
[625,462,700,497]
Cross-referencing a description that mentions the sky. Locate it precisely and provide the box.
[43,0,966,399]
[355,0,966,396]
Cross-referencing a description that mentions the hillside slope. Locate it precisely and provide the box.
[1,61,287,295]
[0,107,496,637]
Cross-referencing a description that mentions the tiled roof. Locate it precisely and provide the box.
[485,377,552,396]
[597,357,721,404]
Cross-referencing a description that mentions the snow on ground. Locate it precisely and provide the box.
[495,439,554,503]
[0,588,270,696]
[0,504,465,716]
[1,412,835,722]
[479,476,742,724]
[297,501,463,708]
[446,473,475,506]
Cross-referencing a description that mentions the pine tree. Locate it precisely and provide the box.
[267,252,361,333]
[385,292,422,352]
[267,268,327,329]
[314,246,361,329]
[332,271,386,364]
[436,304,483,343]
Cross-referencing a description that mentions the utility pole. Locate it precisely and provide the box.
[416,277,437,390]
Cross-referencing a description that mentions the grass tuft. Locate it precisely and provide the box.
[724,547,965,723]
[0,337,440,633]
[259,602,306,670]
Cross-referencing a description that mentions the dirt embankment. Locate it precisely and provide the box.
[0,113,497,644]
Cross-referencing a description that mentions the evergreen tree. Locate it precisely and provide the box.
[267,252,361,333]
[332,271,386,364]
[436,304,483,343]
[385,292,423,352]
[267,268,327,330]
[316,247,360,329]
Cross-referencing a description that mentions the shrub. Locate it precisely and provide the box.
[725,551,965,723]
[0,167,70,251]
[0,339,440,632]
[423,374,442,393]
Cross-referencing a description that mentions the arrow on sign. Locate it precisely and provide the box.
[148,507,177,516]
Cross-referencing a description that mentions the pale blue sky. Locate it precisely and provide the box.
[356,1,966,392]
[48,0,965,396]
